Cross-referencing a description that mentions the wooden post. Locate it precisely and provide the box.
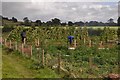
[9,40,12,49]
[42,49,45,66]
[74,39,76,48]
[58,53,61,74]
[38,38,39,46]
[15,42,17,50]
[24,38,26,45]
[89,39,92,47]
[30,45,32,57]
[21,43,24,54]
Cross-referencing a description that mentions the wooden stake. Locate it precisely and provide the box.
[100,41,103,47]
[74,39,76,48]
[42,49,45,66]
[89,39,92,47]
[15,42,17,50]
[22,43,24,54]
[30,45,32,57]
[38,38,39,46]
[9,40,11,49]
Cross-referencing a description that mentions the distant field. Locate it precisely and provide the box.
[85,26,118,30]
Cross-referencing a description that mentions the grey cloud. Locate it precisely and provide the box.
[2,2,118,22]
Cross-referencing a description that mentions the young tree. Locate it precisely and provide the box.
[108,18,114,23]
[107,18,116,26]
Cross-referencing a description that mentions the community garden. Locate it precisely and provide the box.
[1,26,119,78]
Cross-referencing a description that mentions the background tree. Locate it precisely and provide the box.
[61,22,67,26]
[51,18,61,26]
[108,18,114,23]
[12,17,17,22]
[23,17,31,26]
[107,18,116,26]
[74,21,84,26]
[68,21,74,26]
[35,20,42,26]
[88,21,99,26]
[46,21,53,26]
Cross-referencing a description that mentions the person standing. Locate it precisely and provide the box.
[21,30,26,44]
[68,36,74,47]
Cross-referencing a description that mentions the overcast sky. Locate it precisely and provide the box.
[2,2,119,23]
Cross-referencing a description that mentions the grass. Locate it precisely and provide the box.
[2,47,60,78]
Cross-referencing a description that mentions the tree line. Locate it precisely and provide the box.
[1,15,119,27]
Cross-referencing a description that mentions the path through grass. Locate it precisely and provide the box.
[2,47,60,78]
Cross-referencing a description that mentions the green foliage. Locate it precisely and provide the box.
[4,26,118,78]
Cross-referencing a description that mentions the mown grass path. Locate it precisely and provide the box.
[2,48,60,78]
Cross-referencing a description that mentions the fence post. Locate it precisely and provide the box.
[30,45,32,57]
[74,39,76,48]
[42,49,45,66]
[89,39,92,47]
[21,43,24,55]
[38,38,39,46]
[9,40,12,49]
[58,53,61,74]
[15,42,17,50]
